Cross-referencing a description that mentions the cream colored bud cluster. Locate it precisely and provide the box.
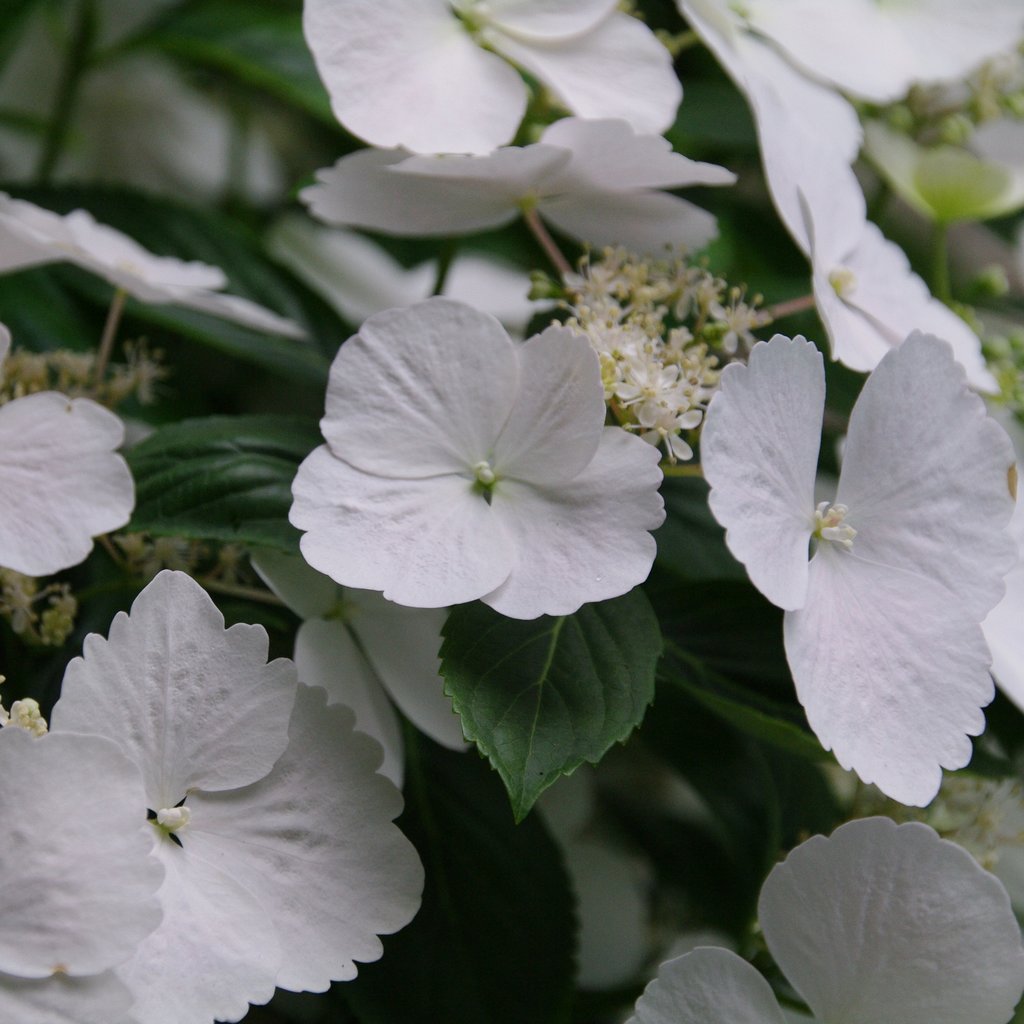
[1,340,167,408]
[0,674,48,735]
[0,569,77,646]
[887,48,1024,145]
[563,248,769,463]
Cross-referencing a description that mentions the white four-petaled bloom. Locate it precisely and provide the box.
[0,194,305,338]
[701,333,1016,805]
[50,570,424,1024]
[303,0,681,155]
[251,547,467,786]
[0,727,164,1024]
[628,817,1024,1024]
[0,323,134,576]
[302,118,735,256]
[290,297,666,619]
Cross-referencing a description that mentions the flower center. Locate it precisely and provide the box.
[156,806,191,833]
[471,459,498,503]
[829,266,858,299]
[813,501,857,549]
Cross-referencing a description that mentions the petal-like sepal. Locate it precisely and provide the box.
[702,335,823,610]
[759,818,1024,1024]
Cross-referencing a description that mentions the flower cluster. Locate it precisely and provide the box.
[561,247,770,461]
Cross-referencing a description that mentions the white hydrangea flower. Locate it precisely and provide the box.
[290,297,665,619]
[0,195,304,338]
[303,0,681,155]
[267,215,539,336]
[302,118,735,255]
[50,570,424,1024]
[0,726,164,1024]
[742,0,1024,104]
[678,0,993,391]
[701,333,1016,805]
[628,817,1024,1024]
[251,546,466,786]
[0,323,134,576]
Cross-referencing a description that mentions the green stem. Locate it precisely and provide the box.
[431,239,458,296]
[931,221,952,302]
[35,0,97,185]
[661,462,704,478]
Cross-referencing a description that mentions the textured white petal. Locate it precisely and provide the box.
[252,548,462,761]
[539,118,735,192]
[186,686,424,992]
[785,547,994,805]
[0,971,134,1024]
[291,446,514,609]
[347,590,465,752]
[626,947,785,1024]
[759,818,1024,1024]
[0,392,133,576]
[0,729,162,977]
[320,298,520,478]
[117,840,281,1024]
[679,4,862,254]
[490,12,681,134]
[304,0,527,154]
[301,148,557,237]
[294,618,405,786]
[836,333,1015,621]
[0,196,302,336]
[0,322,10,363]
[267,218,434,324]
[53,570,297,811]
[985,483,1024,712]
[493,326,605,485]
[540,190,720,253]
[483,427,664,618]
[249,545,340,621]
[170,288,306,339]
[812,222,996,390]
[442,255,537,338]
[702,336,823,611]
[484,0,617,39]
[745,0,1024,104]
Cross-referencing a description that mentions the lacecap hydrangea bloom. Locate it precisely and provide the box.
[303,0,681,154]
[701,333,1016,804]
[290,297,665,619]
[50,570,424,1024]
[629,817,1024,1024]
[303,118,735,256]
[0,323,134,576]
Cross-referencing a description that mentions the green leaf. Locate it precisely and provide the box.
[442,590,662,821]
[135,0,335,125]
[661,643,829,762]
[344,733,575,1024]
[127,414,320,552]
